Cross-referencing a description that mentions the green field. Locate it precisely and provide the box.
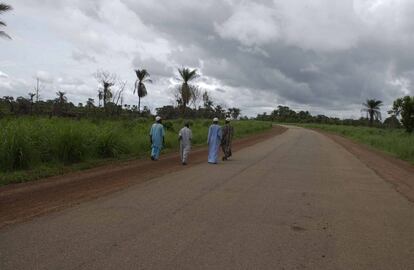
[298,124,414,164]
[0,117,271,185]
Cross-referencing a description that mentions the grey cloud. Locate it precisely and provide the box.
[132,55,174,78]
[72,50,97,63]
[4,0,414,117]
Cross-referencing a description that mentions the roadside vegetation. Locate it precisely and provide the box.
[256,97,414,164]
[0,117,271,185]
[297,124,414,164]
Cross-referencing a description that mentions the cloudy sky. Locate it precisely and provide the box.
[1,0,413,117]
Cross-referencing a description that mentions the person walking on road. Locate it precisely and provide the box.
[179,122,192,165]
[221,117,234,161]
[207,117,222,164]
[149,116,165,161]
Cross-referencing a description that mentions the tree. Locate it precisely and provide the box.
[55,91,67,111]
[113,80,127,105]
[214,105,226,118]
[103,82,114,106]
[228,107,241,119]
[95,70,116,108]
[16,96,30,114]
[28,92,36,114]
[362,99,383,126]
[86,98,95,108]
[56,91,67,104]
[383,115,401,129]
[202,90,213,108]
[390,96,414,133]
[3,95,13,112]
[190,85,202,109]
[97,90,103,107]
[0,3,12,39]
[134,69,151,112]
[178,68,198,114]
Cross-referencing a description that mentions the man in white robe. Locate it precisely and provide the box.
[207,117,222,164]
[179,122,192,165]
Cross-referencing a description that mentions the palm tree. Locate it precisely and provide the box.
[133,69,151,113]
[0,3,12,39]
[98,90,103,107]
[56,91,67,104]
[178,68,198,114]
[102,82,113,107]
[28,92,36,102]
[28,92,36,114]
[362,99,383,126]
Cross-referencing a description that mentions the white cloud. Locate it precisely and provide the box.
[215,2,281,47]
[0,71,9,78]
[35,70,54,84]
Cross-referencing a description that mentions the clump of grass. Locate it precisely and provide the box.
[54,125,89,164]
[0,123,34,171]
[95,129,128,158]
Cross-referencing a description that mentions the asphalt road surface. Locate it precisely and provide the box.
[1,126,414,269]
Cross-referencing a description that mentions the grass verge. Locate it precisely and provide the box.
[0,117,272,185]
[297,124,414,164]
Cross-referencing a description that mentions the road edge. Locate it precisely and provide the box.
[308,127,414,203]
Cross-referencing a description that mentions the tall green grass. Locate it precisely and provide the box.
[0,117,271,184]
[299,124,414,164]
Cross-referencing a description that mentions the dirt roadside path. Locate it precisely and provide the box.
[308,127,414,202]
[0,126,287,228]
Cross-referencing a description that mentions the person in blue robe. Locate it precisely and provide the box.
[149,116,165,161]
[207,117,222,164]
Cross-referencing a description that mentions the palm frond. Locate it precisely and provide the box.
[135,69,151,82]
[0,30,10,39]
[0,4,12,14]
[178,68,198,83]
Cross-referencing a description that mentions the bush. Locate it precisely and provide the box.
[0,124,34,171]
[390,96,414,132]
[54,126,88,164]
[96,130,128,158]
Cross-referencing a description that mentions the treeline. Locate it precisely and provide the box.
[0,91,241,120]
[156,90,241,120]
[0,94,151,119]
[0,68,242,120]
[256,104,402,129]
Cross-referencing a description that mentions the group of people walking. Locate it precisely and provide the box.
[149,116,234,165]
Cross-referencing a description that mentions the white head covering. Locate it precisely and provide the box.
[225,117,231,121]
[213,117,219,122]
[155,116,161,121]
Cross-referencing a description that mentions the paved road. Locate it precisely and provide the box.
[1,126,414,269]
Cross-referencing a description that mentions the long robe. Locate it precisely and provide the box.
[207,124,222,163]
[221,124,234,159]
[150,122,165,160]
[179,127,192,163]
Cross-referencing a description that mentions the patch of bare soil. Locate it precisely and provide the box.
[316,130,414,203]
[0,126,287,228]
